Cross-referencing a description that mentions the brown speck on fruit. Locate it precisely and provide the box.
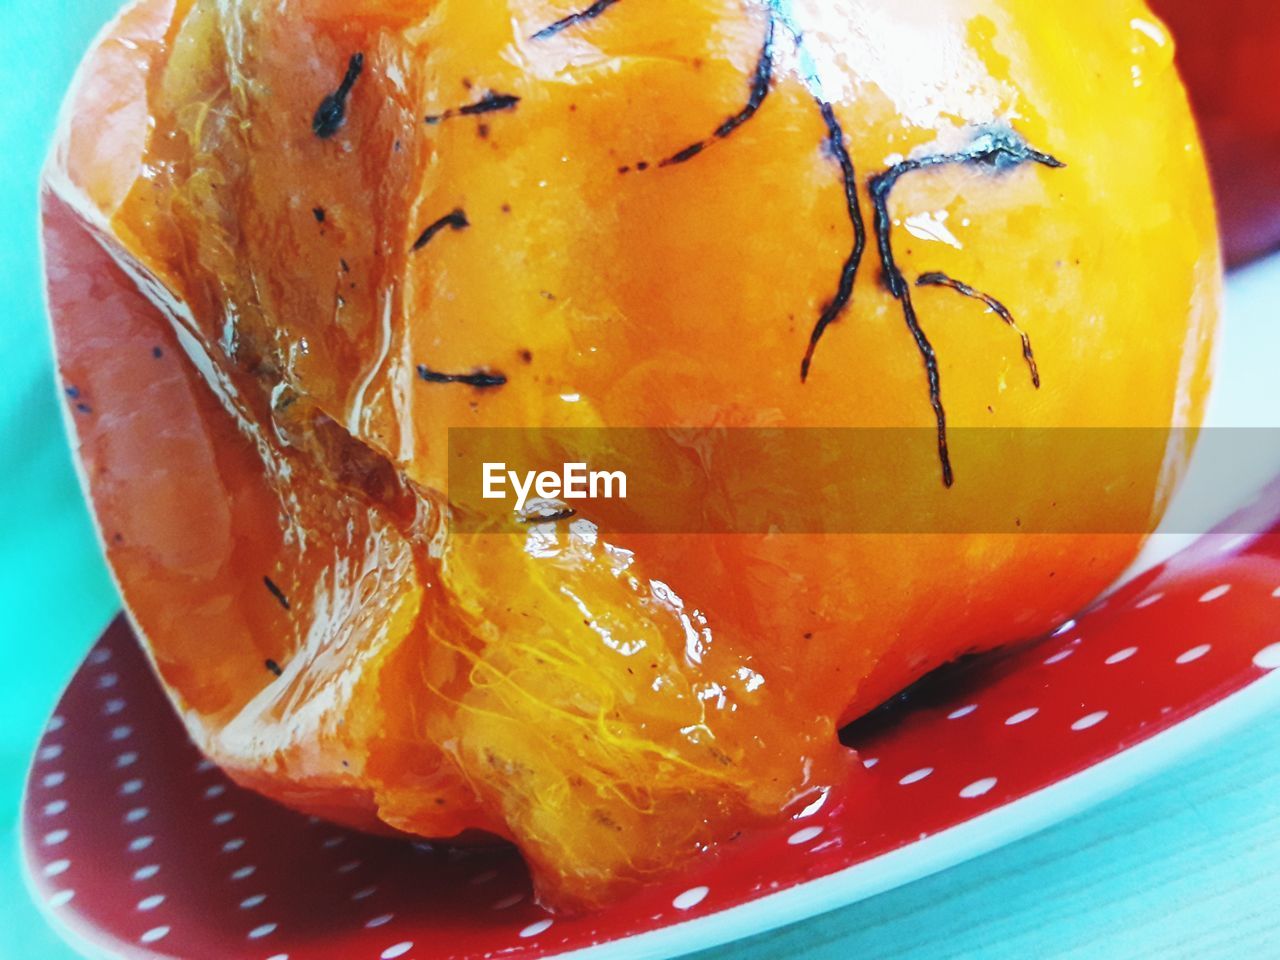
[263,576,291,611]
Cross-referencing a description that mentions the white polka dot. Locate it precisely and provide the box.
[204,784,226,799]
[959,777,998,799]
[96,672,119,689]
[322,836,345,849]
[1005,708,1038,726]
[947,704,977,719]
[520,919,554,938]
[88,648,112,665]
[38,745,63,761]
[351,886,377,901]
[139,926,169,944]
[1177,644,1212,664]
[43,800,68,817]
[1051,619,1077,637]
[1199,584,1231,603]
[1072,710,1108,731]
[492,893,524,910]
[1273,585,1280,599]
[381,943,413,959]
[103,698,126,716]
[1135,592,1164,609]
[265,955,289,960]
[222,838,245,853]
[240,894,266,909]
[137,894,165,911]
[133,865,160,881]
[47,716,66,732]
[42,772,66,788]
[1043,649,1074,665]
[49,890,74,908]
[120,779,144,796]
[248,923,277,939]
[861,756,879,768]
[470,870,498,886]
[366,914,394,928]
[43,860,70,877]
[196,758,217,773]
[231,866,256,880]
[110,725,133,741]
[213,811,236,825]
[673,886,709,910]
[1253,643,1280,669]
[124,807,149,824]
[44,830,69,846]
[1219,534,1252,554]
[899,767,933,785]
[116,751,138,768]
[1106,647,1138,665]
[129,836,154,852]
[336,860,361,874]
[787,825,824,845]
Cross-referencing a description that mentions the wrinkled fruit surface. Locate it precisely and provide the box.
[46,0,1219,909]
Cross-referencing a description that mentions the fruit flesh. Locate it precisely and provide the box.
[46,0,1219,908]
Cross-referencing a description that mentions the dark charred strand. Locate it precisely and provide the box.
[416,366,508,389]
[531,0,623,40]
[425,92,521,124]
[916,272,1041,388]
[263,576,291,611]
[313,53,365,139]
[411,209,470,252]
[867,127,1064,486]
[656,12,777,168]
[264,659,283,677]
[869,129,1064,299]
[800,100,867,382]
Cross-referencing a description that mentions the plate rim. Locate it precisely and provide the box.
[21,628,1280,960]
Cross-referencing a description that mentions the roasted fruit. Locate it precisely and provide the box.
[1151,0,1280,264]
[45,0,1219,908]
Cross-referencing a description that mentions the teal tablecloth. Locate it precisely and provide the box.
[3,4,1280,958]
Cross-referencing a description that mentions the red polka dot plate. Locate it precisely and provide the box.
[22,484,1280,959]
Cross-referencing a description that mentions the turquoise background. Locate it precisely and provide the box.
[2,3,1279,958]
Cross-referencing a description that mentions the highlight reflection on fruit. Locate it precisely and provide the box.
[45,0,1219,909]
[1151,0,1280,265]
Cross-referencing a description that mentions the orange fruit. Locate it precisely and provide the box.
[45,0,1219,908]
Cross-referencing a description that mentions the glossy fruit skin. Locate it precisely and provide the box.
[45,0,1220,909]
[1151,0,1280,265]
